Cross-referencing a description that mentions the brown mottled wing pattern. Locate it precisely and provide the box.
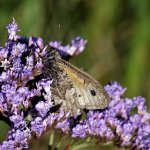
[43,49,110,115]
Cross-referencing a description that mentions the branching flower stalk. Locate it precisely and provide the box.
[0,19,150,150]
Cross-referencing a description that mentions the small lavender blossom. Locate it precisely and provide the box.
[30,117,46,137]
[35,101,51,117]
[71,36,87,54]
[56,119,70,133]
[1,127,31,150]
[9,113,25,129]
[49,36,87,59]
[7,18,20,40]
[72,124,87,138]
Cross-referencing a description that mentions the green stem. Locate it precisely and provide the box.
[49,130,55,149]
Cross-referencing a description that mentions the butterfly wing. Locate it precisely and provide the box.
[57,60,110,112]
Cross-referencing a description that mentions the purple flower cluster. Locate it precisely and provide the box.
[49,36,87,59]
[0,20,149,150]
[0,19,67,149]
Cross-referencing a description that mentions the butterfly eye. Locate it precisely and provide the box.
[90,90,96,96]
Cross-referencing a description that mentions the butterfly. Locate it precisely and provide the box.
[43,49,110,115]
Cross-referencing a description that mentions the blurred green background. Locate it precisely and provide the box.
[0,0,150,149]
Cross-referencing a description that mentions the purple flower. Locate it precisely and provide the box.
[12,128,31,148]
[48,41,61,49]
[9,114,25,128]
[44,113,58,127]
[72,124,87,138]
[49,36,87,59]
[31,117,46,137]
[28,37,44,50]
[56,119,70,133]
[11,43,27,58]
[104,81,126,100]
[7,18,20,40]
[71,36,87,54]
[1,127,31,149]
[130,114,142,127]
[35,101,51,117]
[0,140,17,150]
